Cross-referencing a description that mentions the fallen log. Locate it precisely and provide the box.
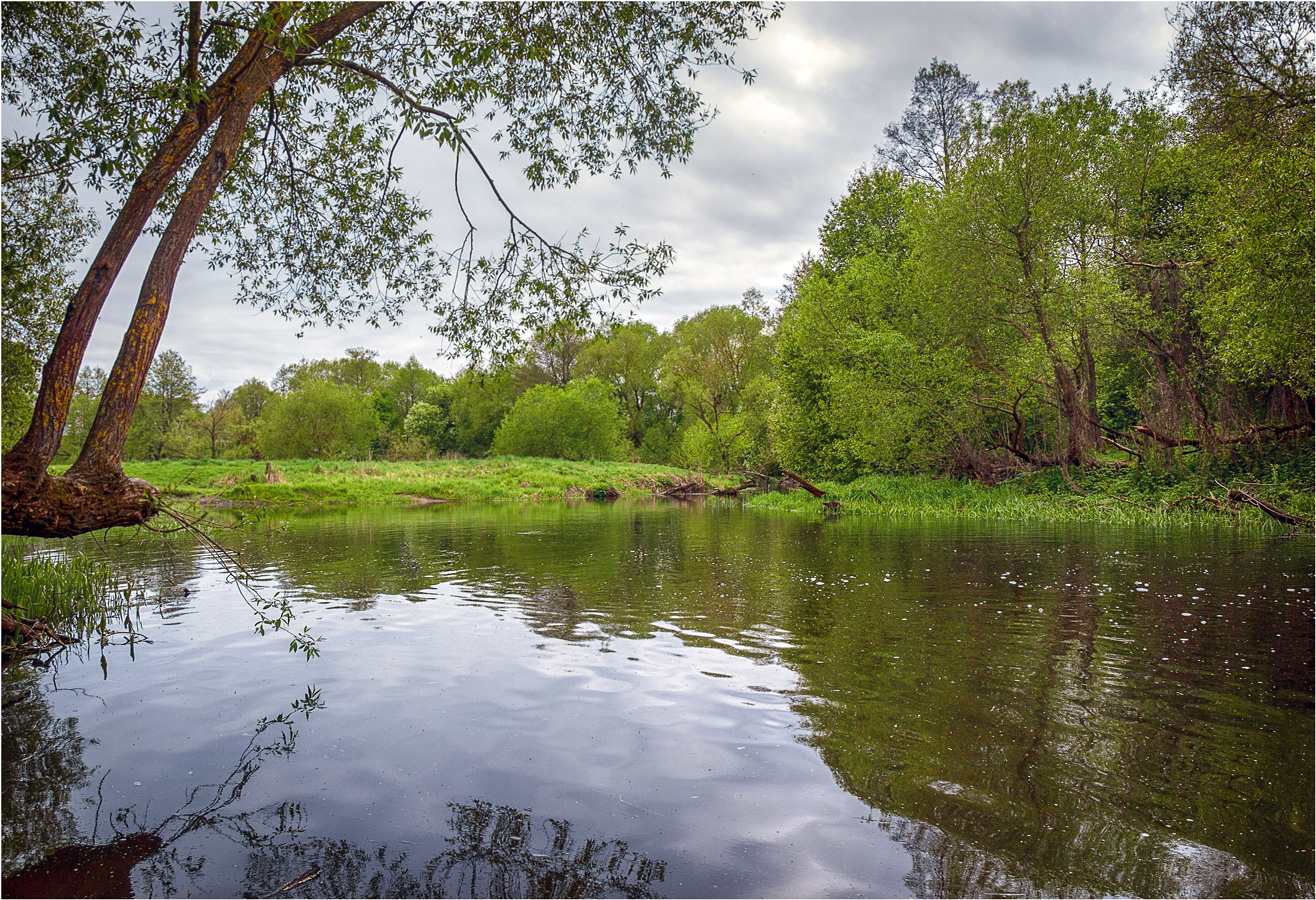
[658,477,717,498]
[722,479,758,496]
[1133,422,1312,449]
[781,469,826,498]
[1227,488,1313,527]
[2,610,74,647]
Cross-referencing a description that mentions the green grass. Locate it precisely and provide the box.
[93,457,739,507]
[52,455,1312,530]
[2,538,141,640]
[743,468,1314,531]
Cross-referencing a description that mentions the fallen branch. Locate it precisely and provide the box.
[1102,435,1143,461]
[781,469,826,498]
[267,866,322,898]
[1108,495,1156,512]
[2,600,76,667]
[1166,492,1240,517]
[724,479,758,496]
[1133,422,1312,449]
[1227,487,1313,528]
[657,478,715,498]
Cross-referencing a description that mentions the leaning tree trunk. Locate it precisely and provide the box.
[1,2,382,538]
[71,90,268,478]
[0,9,299,537]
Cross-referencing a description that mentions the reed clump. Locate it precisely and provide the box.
[2,540,139,648]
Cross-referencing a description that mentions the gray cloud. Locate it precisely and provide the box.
[67,2,1177,399]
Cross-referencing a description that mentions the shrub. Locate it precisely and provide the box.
[259,380,380,459]
[491,378,627,461]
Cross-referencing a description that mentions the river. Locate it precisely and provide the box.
[3,500,1312,898]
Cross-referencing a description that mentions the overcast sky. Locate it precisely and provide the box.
[65,1,1179,400]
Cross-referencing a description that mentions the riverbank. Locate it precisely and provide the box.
[89,457,1311,530]
[745,467,1314,531]
[1,538,144,661]
[105,458,741,507]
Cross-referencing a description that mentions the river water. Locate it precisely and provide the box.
[3,500,1312,898]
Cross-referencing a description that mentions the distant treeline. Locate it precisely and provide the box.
[52,307,773,471]
[8,5,1313,485]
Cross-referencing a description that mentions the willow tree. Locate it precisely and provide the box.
[1,1,778,536]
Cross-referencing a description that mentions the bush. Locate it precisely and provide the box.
[491,378,627,461]
[259,380,380,459]
[404,400,453,453]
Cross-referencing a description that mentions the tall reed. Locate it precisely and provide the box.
[2,539,136,639]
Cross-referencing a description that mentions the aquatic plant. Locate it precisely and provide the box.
[1,539,138,649]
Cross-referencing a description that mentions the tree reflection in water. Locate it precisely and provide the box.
[240,800,666,899]
[4,666,664,899]
[2,667,91,874]
[2,673,323,899]
[13,507,1312,897]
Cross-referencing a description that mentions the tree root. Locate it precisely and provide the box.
[1,465,160,538]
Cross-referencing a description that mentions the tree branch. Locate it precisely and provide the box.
[186,1,202,86]
[294,55,566,259]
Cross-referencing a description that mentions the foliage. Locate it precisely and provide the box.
[0,179,98,450]
[124,349,202,460]
[817,168,911,271]
[232,378,274,422]
[773,246,958,480]
[403,400,453,456]
[663,305,770,472]
[446,368,526,457]
[577,321,673,451]
[1166,1,1313,142]
[3,2,779,358]
[1,539,140,641]
[382,356,441,425]
[197,390,245,459]
[56,366,106,463]
[876,58,982,189]
[491,379,627,461]
[771,41,1312,490]
[260,380,380,460]
[527,321,593,387]
[1167,2,1314,395]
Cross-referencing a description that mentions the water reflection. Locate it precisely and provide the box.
[12,502,1314,898]
[2,672,322,898]
[2,667,91,871]
[240,800,665,899]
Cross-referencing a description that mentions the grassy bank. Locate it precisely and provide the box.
[744,466,1314,531]
[105,457,739,507]
[54,456,1310,530]
[1,539,142,648]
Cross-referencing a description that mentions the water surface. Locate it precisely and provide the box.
[4,501,1312,897]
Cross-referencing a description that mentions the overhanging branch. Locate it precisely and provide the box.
[294,55,567,261]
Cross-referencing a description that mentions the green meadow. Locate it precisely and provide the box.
[78,456,1312,532]
[101,457,740,507]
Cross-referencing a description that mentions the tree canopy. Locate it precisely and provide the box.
[0,0,781,536]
